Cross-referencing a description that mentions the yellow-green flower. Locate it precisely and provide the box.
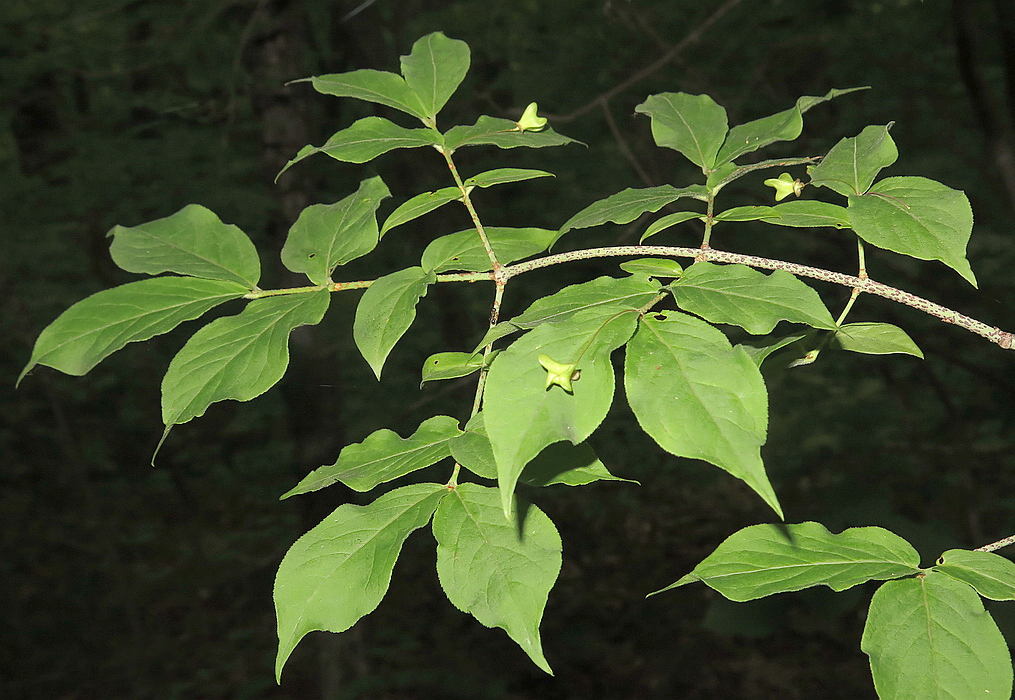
[764,172,805,201]
[516,102,548,132]
[538,354,577,392]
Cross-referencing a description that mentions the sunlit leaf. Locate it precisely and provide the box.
[737,333,809,367]
[634,92,728,170]
[464,168,554,188]
[713,205,782,222]
[834,322,924,358]
[639,210,703,242]
[433,483,561,674]
[421,227,556,273]
[108,204,260,288]
[399,32,470,120]
[421,351,487,384]
[764,200,850,228]
[443,116,578,152]
[618,258,684,278]
[934,549,1015,601]
[808,124,897,196]
[557,184,708,242]
[353,267,434,379]
[306,69,428,120]
[274,483,446,681]
[380,187,461,236]
[162,290,330,428]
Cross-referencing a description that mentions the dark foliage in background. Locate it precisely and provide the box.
[3,0,1014,698]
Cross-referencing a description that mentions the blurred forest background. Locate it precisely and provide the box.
[4,0,1015,698]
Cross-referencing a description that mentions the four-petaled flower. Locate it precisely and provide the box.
[538,354,578,393]
[764,172,805,201]
[515,102,548,132]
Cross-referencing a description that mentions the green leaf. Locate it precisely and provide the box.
[162,290,330,428]
[281,176,391,285]
[557,184,708,242]
[433,483,561,674]
[737,333,809,367]
[670,262,837,334]
[712,205,782,222]
[421,351,487,385]
[108,204,260,289]
[848,176,976,285]
[399,32,470,120]
[274,483,446,682]
[21,277,247,382]
[764,200,851,228]
[654,522,920,599]
[618,258,684,278]
[464,167,554,189]
[484,308,640,517]
[443,116,578,152]
[834,322,924,358]
[625,311,780,517]
[352,267,434,379]
[862,572,1013,699]
[808,124,898,196]
[934,549,1015,601]
[280,415,461,496]
[421,227,556,273]
[634,92,729,170]
[639,210,704,242]
[306,69,428,121]
[380,187,462,237]
[277,118,442,177]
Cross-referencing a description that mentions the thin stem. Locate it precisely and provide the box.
[834,241,868,326]
[976,533,1015,552]
[439,147,504,278]
[701,194,716,247]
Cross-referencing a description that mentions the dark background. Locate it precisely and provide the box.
[4,0,1015,698]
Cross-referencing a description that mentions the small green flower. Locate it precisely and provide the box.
[764,173,805,201]
[538,354,577,393]
[515,102,548,132]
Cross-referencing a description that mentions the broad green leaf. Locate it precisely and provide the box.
[714,87,868,165]
[634,92,729,170]
[639,210,704,242]
[421,351,486,384]
[862,572,1012,699]
[485,308,640,517]
[625,311,780,517]
[655,522,920,599]
[380,187,461,236]
[274,483,446,682]
[421,227,556,273]
[21,277,247,382]
[557,184,708,242]
[276,118,442,177]
[399,32,470,120]
[280,415,461,497]
[353,267,434,379]
[108,204,260,288]
[306,69,428,120]
[443,116,578,152]
[451,413,634,486]
[618,258,684,278]
[764,200,851,228]
[713,205,782,222]
[464,168,554,188]
[433,483,561,674]
[162,290,330,428]
[281,176,391,285]
[737,333,808,367]
[934,549,1015,601]
[670,262,837,334]
[834,322,924,358]
[848,176,976,285]
[808,124,898,196]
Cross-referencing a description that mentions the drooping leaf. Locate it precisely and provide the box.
[625,311,780,517]
[654,522,920,599]
[108,204,261,289]
[421,227,556,273]
[464,168,554,188]
[274,483,446,682]
[399,32,470,120]
[934,549,1015,601]
[669,262,837,334]
[848,176,976,285]
[281,176,391,285]
[737,333,809,367]
[557,184,708,242]
[834,322,924,358]
[162,290,330,428]
[276,118,442,178]
[443,116,578,152]
[618,258,684,278]
[764,200,851,228]
[433,483,561,674]
[281,415,460,497]
[484,308,640,517]
[20,277,247,382]
[712,206,782,222]
[380,187,462,236]
[808,124,898,196]
[639,210,704,242]
[306,69,428,121]
[352,267,434,379]
[861,572,1013,699]
[420,351,487,384]
[634,92,729,170]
